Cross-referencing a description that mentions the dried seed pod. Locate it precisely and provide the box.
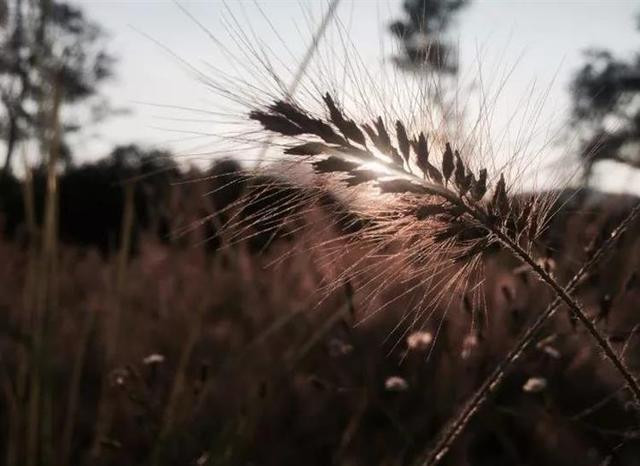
[249,110,304,136]
[323,93,366,145]
[425,163,443,184]
[412,132,443,183]
[378,179,427,195]
[313,157,360,173]
[374,117,403,165]
[414,132,429,173]
[271,100,347,145]
[492,173,509,217]
[362,121,399,161]
[462,172,474,196]
[442,142,454,184]
[395,120,411,164]
[454,150,467,191]
[285,142,331,156]
[374,117,391,149]
[516,200,534,233]
[471,168,488,201]
[362,123,377,145]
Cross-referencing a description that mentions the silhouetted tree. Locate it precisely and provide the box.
[570,16,640,182]
[0,0,115,176]
[389,0,469,74]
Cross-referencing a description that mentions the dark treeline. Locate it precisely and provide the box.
[0,145,364,256]
[0,145,181,254]
[0,141,633,261]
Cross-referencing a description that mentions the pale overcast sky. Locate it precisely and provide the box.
[69,0,640,190]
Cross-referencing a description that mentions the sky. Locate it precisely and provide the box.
[69,0,640,190]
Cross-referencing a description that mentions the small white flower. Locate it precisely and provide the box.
[110,367,129,387]
[535,334,557,349]
[461,334,479,360]
[195,452,210,465]
[523,377,547,393]
[542,346,561,359]
[407,331,433,351]
[143,353,165,365]
[385,376,409,392]
[537,257,556,275]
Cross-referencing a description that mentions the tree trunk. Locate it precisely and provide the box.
[2,112,18,178]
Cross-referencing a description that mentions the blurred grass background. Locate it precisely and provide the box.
[3,1,640,465]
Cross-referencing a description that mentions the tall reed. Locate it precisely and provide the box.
[25,80,62,466]
[89,179,136,460]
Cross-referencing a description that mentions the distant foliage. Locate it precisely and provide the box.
[0,146,359,256]
[389,0,469,73]
[571,15,640,180]
[0,145,178,254]
[0,0,115,173]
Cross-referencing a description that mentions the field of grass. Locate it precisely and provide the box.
[2,163,640,465]
[3,0,640,463]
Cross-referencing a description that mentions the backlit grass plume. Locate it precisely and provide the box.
[250,93,540,265]
[247,90,640,464]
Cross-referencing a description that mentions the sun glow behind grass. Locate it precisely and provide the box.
[116,1,583,357]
